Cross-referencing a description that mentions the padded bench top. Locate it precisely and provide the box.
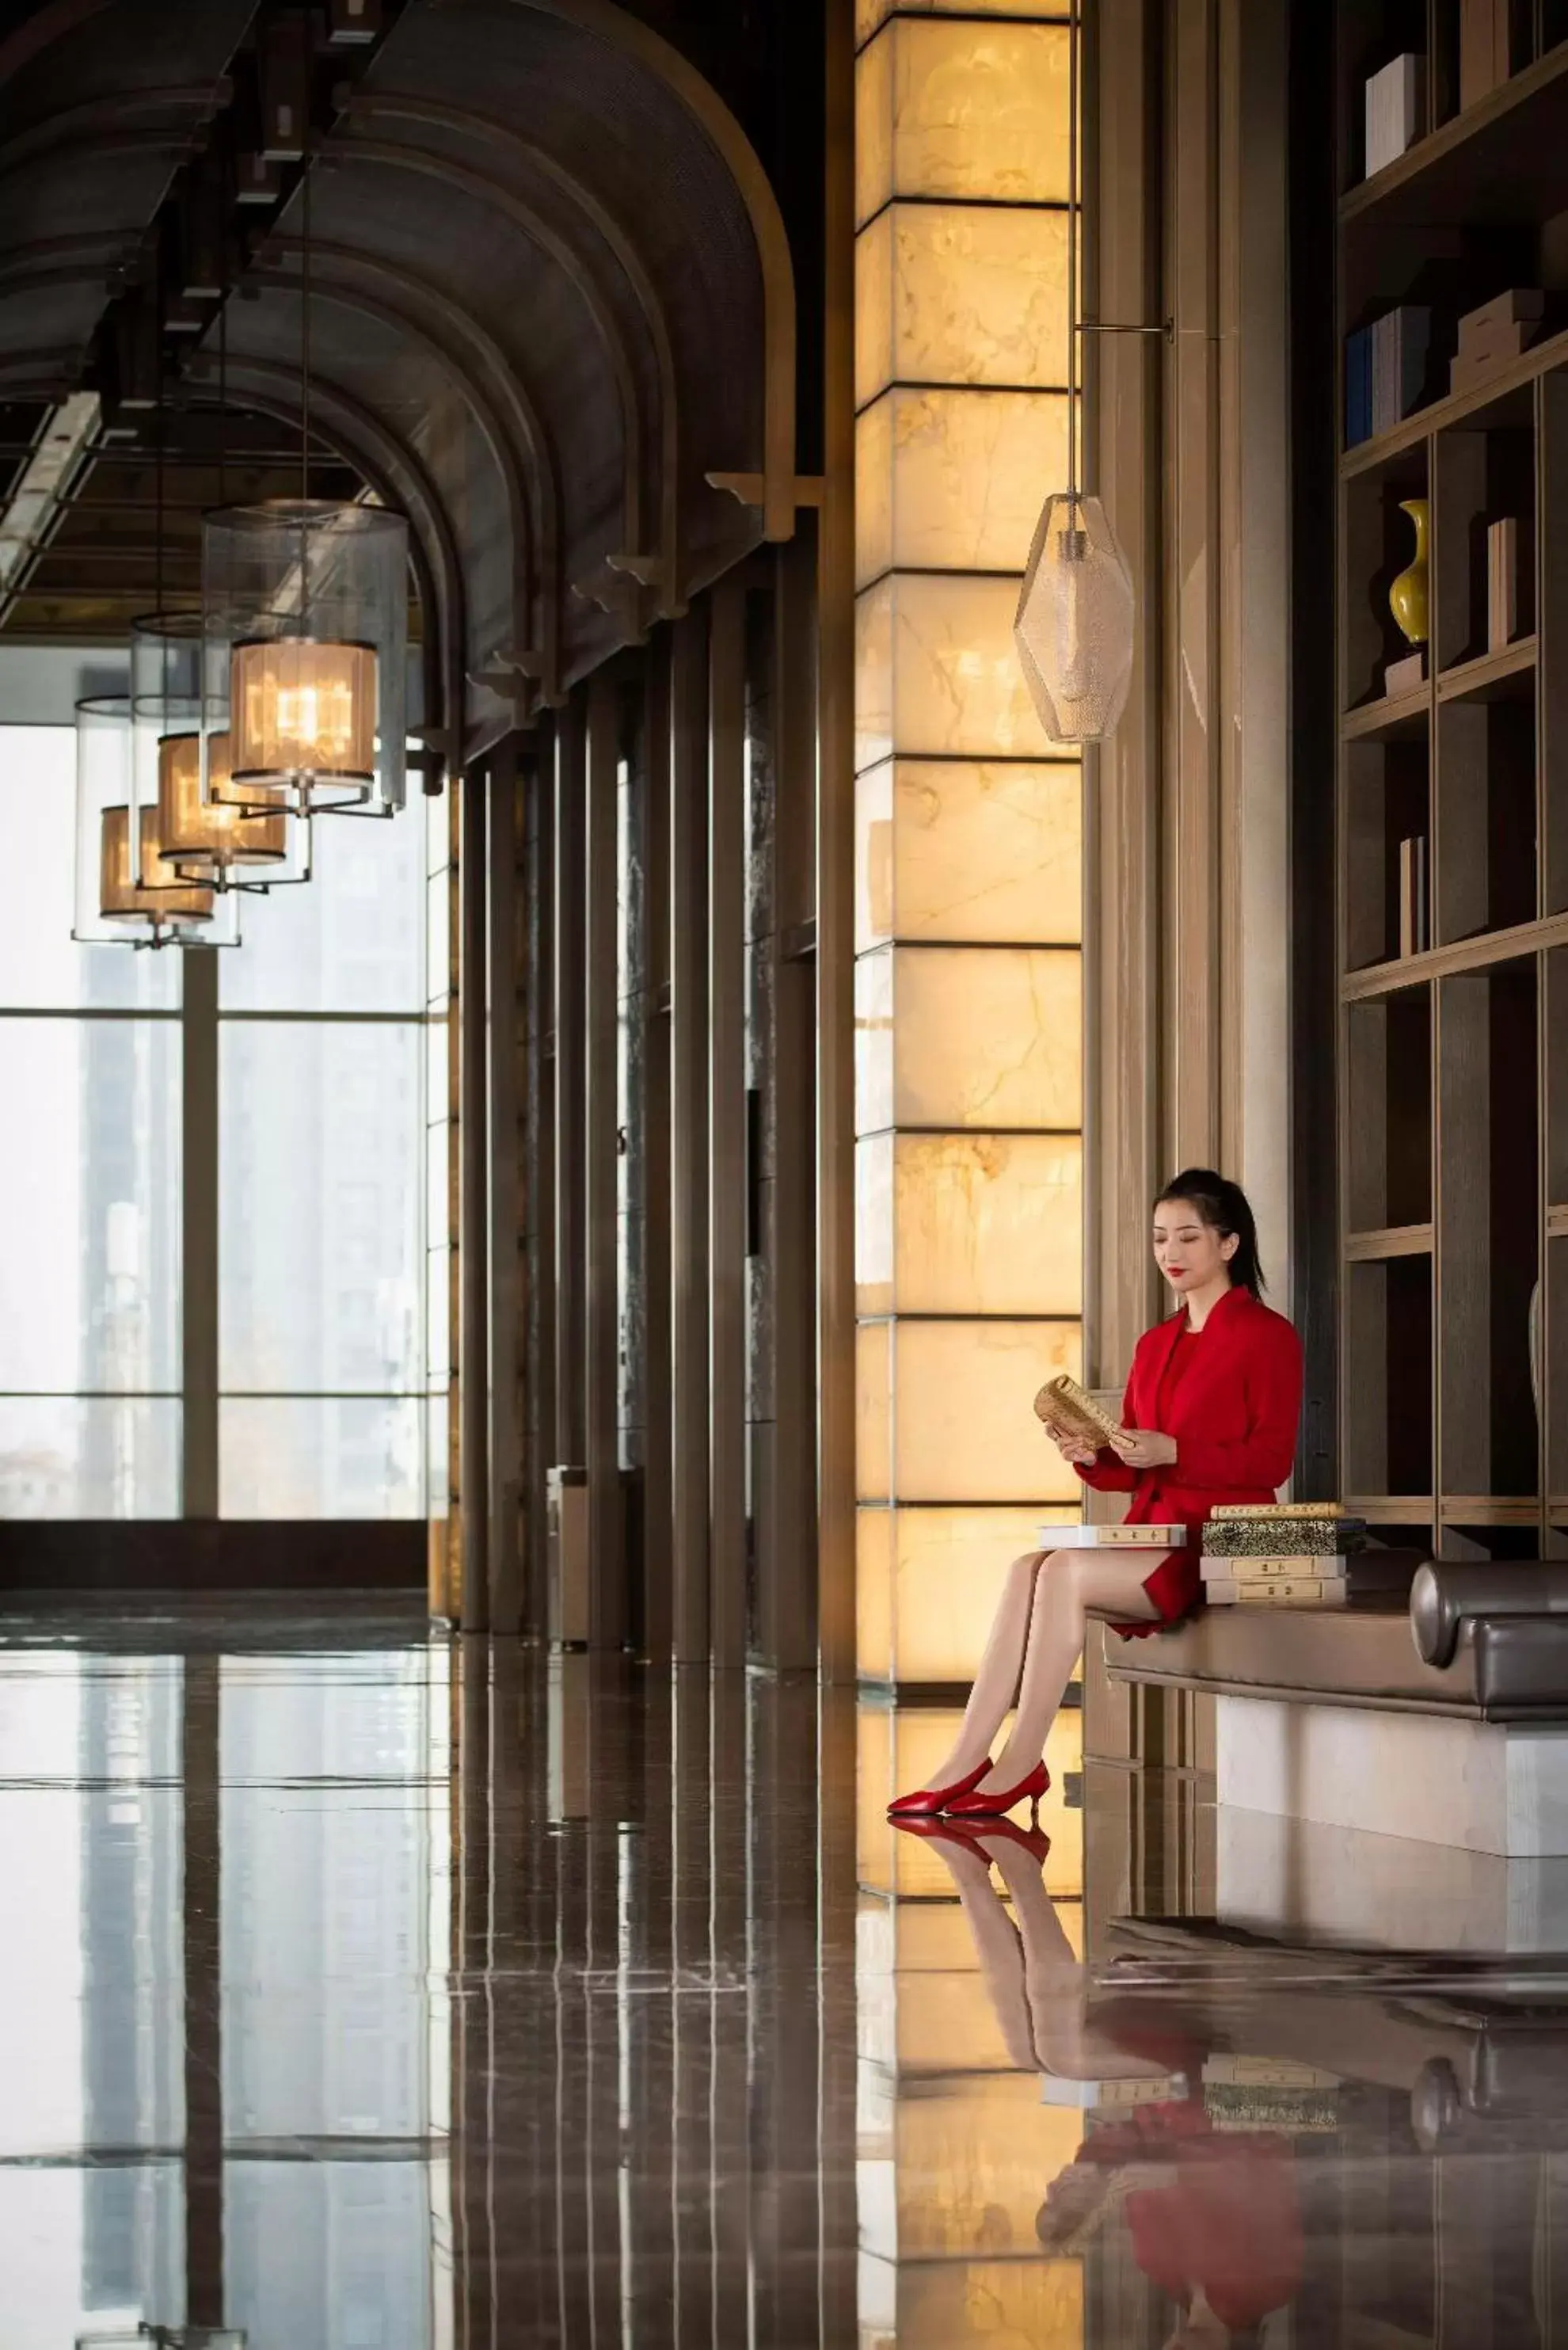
[1106,1600,1568,1722]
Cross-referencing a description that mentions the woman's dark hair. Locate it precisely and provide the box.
[1155,1167,1265,1298]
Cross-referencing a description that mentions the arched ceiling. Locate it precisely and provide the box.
[0,0,799,760]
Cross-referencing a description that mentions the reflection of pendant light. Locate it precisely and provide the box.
[1014,3,1135,744]
[131,611,309,890]
[201,21,407,817]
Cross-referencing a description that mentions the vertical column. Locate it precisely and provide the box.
[641,646,676,1659]
[586,677,625,1647]
[181,1651,223,2327]
[523,724,556,1635]
[670,608,712,1661]
[853,5,1084,1686]
[181,945,219,1519]
[459,764,490,1633]
[488,742,523,1634]
[710,579,749,1667]
[554,707,588,1472]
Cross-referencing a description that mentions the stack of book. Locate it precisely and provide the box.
[1450,288,1544,396]
[1200,1504,1416,1607]
[1364,51,1422,179]
[1345,305,1433,448]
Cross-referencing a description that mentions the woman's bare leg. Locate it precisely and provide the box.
[915,1830,1040,2070]
[985,1836,1174,2084]
[920,1548,1049,1786]
[974,1550,1161,1796]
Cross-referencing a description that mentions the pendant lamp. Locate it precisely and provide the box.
[200,17,407,817]
[131,611,310,890]
[1014,3,1135,744]
[73,695,236,950]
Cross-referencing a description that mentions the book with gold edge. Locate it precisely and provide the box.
[1211,1500,1348,1520]
[1033,1373,1123,1449]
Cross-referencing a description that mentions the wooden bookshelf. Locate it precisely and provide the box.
[1338,2,1568,1563]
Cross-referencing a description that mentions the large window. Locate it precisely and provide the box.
[0,724,432,1519]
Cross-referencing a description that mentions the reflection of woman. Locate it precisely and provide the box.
[913,1819,1302,2348]
[891,1171,1303,1818]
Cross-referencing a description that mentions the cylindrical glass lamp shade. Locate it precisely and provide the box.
[202,500,409,817]
[132,610,306,889]
[1014,493,1136,744]
[74,695,227,948]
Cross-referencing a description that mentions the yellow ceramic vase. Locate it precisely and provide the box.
[1389,497,1429,646]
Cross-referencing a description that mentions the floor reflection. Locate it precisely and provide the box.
[8,1603,1568,2344]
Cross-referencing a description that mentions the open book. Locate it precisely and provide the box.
[1033,1372,1124,1451]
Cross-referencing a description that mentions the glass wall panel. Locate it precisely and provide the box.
[857,1131,1083,1315]
[0,1017,181,1392]
[0,726,179,1012]
[856,387,1069,584]
[856,1502,1077,1681]
[219,1021,422,1394]
[0,1397,180,1517]
[856,21,1071,225]
[220,805,425,1014]
[882,944,1083,1132]
[219,1397,423,1518]
[854,201,1070,409]
[857,0,1069,47]
[855,756,1082,949]
[856,572,1055,767]
[890,1316,1080,1501]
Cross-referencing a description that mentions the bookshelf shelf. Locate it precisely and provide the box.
[1342,325,1568,482]
[1344,1496,1436,1525]
[1551,1205,1568,1237]
[1342,681,1432,742]
[1342,912,1568,1002]
[1436,635,1537,703]
[1440,1497,1543,1525]
[1342,41,1568,232]
[1345,1223,1435,1260]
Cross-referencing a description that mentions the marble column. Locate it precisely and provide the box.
[853,2,1086,1688]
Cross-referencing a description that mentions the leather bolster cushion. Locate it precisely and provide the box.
[1411,1559,1568,1668]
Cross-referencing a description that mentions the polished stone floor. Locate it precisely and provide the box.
[7,1600,1568,2347]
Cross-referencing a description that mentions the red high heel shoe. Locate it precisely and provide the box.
[887,1757,990,1818]
[946,1759,1050,1819]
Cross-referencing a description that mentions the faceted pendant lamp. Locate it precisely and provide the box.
[1014,493,1135,742]
[201,499,408,818]
[1012,1,1136,745]
[131,612,307,889]
[73,695,222,949]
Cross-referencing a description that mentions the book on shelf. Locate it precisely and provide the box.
[1346,306,1433,447]
[1460,0,1515,109]
[1383,648,1425,697]
[1033,1373,1122,1449]
[1042,1523,1189,1551]
[1364,51,1422,177]
[1488,516,1520,647]
[1399,834,1429,958]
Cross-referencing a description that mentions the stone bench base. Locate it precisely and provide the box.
[1220,1692,1568,1857]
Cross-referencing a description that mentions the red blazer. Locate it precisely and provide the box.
[1077,1285,1303,1626]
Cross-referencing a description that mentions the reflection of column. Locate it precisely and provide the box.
[853,4,1085,1689]
[183,1653,224,2329]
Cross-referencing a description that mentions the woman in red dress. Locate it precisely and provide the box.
[890,1169,1303,1819]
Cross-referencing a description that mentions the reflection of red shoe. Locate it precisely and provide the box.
[967,1815,1052,1865]
[889,1815,995,1852]
[946,1759,1050,1819]
[887,1758,989,1818]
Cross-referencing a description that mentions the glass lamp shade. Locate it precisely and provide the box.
[1014,492,1135,744]
[74,695,231,949]
[157,729,300,885]
[202,500,409,817]
[132,612,306,891]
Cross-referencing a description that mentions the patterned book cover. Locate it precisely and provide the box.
[1202,1518,1361,1556]
[1033,1373,1121,1449]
